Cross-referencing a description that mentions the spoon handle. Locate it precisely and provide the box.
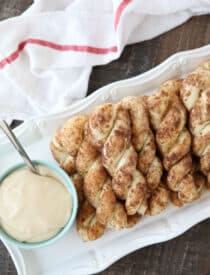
[0,120,39,174]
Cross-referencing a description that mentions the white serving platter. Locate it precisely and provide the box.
[1,45,210,275]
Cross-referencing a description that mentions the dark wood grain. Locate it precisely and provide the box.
[88,15,210,94]
[0,1,210,274]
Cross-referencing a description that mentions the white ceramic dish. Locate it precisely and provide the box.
[1,45,210,275]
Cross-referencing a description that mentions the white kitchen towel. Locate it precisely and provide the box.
[0,0,210,120]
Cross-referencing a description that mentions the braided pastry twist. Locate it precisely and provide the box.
[76,198,139,241]
[71,174,85,206]
[121,96,169,215]
[70,174,106,241]
[71,173,138,240]
[51,115,140,230]
[77,200,106,241]
[146,80,204,206]
[76,136,131,229]
[88,103,148,216]
[76,122,141,228]
[181,61,210,187]
[50,115,88,174]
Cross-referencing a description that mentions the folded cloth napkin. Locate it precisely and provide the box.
[0,0,210,120]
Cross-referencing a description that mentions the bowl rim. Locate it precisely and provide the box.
[0,160,78,249]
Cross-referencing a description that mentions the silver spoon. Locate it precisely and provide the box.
[0,120,40,175]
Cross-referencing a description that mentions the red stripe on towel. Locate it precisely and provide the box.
[0,0,131,69]
[114,0,132,29]
[0,39,118,69]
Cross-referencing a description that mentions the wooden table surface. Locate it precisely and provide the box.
[0,1,210,274]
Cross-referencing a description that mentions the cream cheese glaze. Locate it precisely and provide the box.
[0,165,72,242]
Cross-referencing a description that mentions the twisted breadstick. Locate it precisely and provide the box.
[71,174,84,206]
[76,198,140,241]
[121,97,162,189]
[51,115,140,229]
[73,125,141,228]
[88,103,148,215]
[121,96,169,215]
[69,174,105,241]
[146,80,204,206]
[71,174,138,240]
[77,200,106,241]
[50,115,88,174]
[180,61,210,187]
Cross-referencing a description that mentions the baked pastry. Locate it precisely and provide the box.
[71,173,139,241]
[180,61,210,188]
[76,199,141,242]
[51,116,117,227]
[146,80,204,206]
[51,61,210,242]
[121,96,169,215]
[71,173,84,206]
[51,115,140,230]
[69,174,105,241]
[77,200,106,241]
[88,103,148,216]
[50,115,88,174]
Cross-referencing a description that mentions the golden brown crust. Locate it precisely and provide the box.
[88,103,117,151]
[83,157,117,227]
[121,96,163,190]
[76,138,99,176]
[173,171,205,204]
[146,79,203,205]
[88,102,148,216]
[96,179,116,226]
[108,202,127,229]
[83,158,107,208]
[50,115,88,175]
[170,191,184,207]
[163,129,191,171]
[137,131,156,176]
[167,153,192,191]
[102,104,131,176]
[77,201,106,241]
[149,184,169,215]
[51,115,121,231]
[193,131,210,157]
[71,174,84,206]
[147,80,182,130]
[126,213,141,228]
[60,115,88,156]
[50,130,76,174]
[112,146,137,200]
[156,105,186,156]
[181,62,210,185]
[146,157,163,191]
[121,96,167,215]
[121,97,148,151]
[125,170,147,215]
